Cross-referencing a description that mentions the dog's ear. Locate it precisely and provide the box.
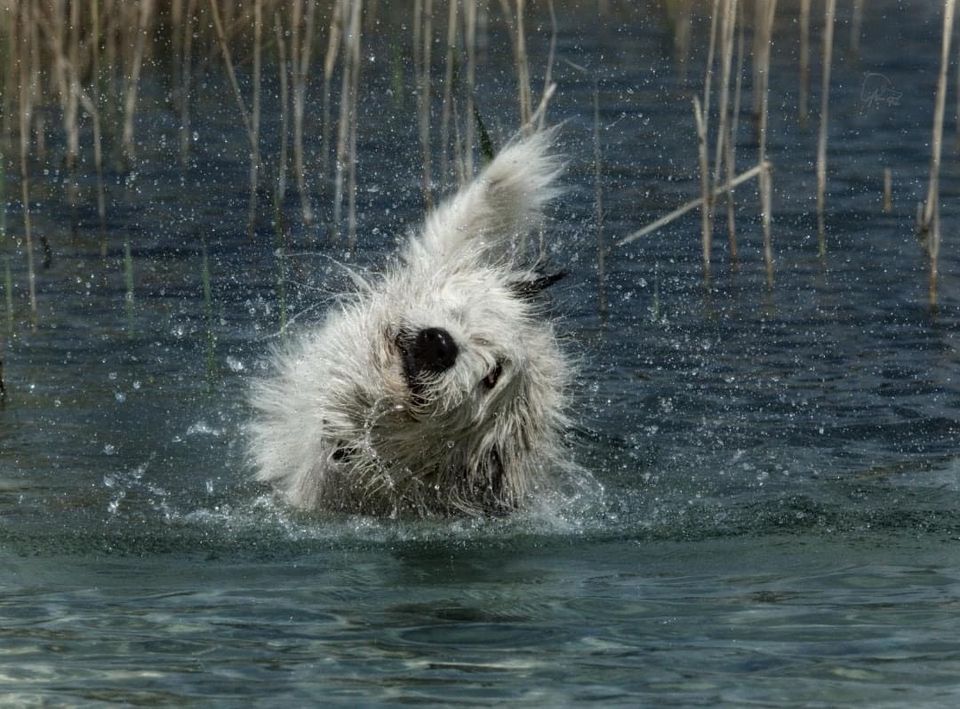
[508,270,566,300]
[411,128,562,263]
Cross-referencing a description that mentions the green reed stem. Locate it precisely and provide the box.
[201,240,217,380]
[123,238,135,325]
[3,257,12,334]
[275,230,288,333]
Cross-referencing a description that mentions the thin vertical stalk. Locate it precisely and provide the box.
[275,11,291,211]
[3,257,12,334]
[121,0,154,164]
[333,0,362,243]
[201,240,217,380]
[208,0,261,237]
[497,0,532,129]
[29,6,45,161]
[17,1,36,320]
[816,0,836,256]
[179,0,197,165]
[463,0,477,178]
[799,0,810,125]
[123,237,135,320]
[90,0,109,252]
[37,2,79,216]
[418,0,434,207]
[726,2,745,258]
[346,0,362,245]
[440,0,459,182]
[693,96,711,279]
[68,0,80,172]
[292,0,317,226]
[515,0,531,128]
[883,168,892,213]
[322,0,344,185]
[249,0,264,239]
[923,0,956,306]
[538,0,558,131]
[758,0,777,288]
[695,0,721,274]
[713,0,736,189]
[79,91,108,248]
[594,81,606,315]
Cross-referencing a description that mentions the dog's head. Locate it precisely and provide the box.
[250,131,569,516]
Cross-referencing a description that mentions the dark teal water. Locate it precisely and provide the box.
[2,2,960,704]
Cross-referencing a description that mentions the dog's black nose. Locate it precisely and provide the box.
[410,327,459,373]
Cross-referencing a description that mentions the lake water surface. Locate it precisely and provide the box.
[2,1,960,704]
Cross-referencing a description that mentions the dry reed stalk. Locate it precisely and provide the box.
[751,0,763,124]
[594,81,607,314]
[712,0,736,191]
[1,4,15,145]
[702,0,720,127]
[68,0,81,174]
[249,0,264,238]
[497,0,533,129]
[346,0,362,245]
[275,11,290,209]
[37,4,77,169]
[417,0,434,207]
[3,257,12,335]
[725,2,745,256]
[322,0,345,184]
[292,0,317,226]
[179,0,198,165]
[17,1,37,319]
[91,0,107,223]
[922,0,956,306]
[692,0,721,276]
[693,96,712,276]
[77,88,108,247]
[816,0,836,256]
[537,0,558,131]
[121,0,154,164]
[618,162,768,246]
[757,0,777,286]
[208,0,262,237]
[103,0,118,110]
[28,4,45,161]
[440,0,460,183]
[799,0,810,125]
[333,0,363,243]
[172,0,184,70]
[760,162,774,288]
[515,0,531,128]
[883,167,892,213]
[463,0,477,178]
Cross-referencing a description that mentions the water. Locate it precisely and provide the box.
[2,2,960,704]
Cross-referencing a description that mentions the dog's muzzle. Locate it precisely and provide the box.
[399,327,459,394]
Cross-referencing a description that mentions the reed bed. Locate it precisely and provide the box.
[920,0,956,306]
[0,0,954,338]
[624,0,774,290]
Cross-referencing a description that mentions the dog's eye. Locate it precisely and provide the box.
[481,361,503,391]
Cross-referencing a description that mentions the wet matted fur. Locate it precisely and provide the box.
[248,130,573,516]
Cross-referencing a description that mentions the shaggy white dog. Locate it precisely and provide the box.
[248,130,571,517]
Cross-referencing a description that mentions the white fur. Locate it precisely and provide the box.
[247,130,570,516]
